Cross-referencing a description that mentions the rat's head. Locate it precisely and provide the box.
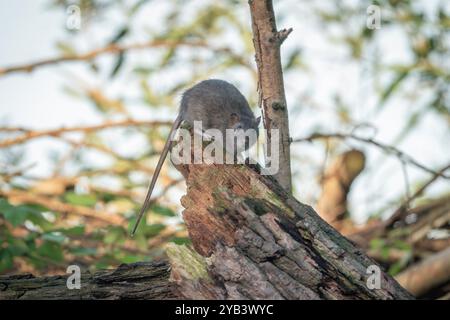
[228,113,261,152]
[229,113,261,132]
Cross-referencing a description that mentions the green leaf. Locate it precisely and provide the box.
[119,254,144,264]
[388,251,412,276]
[1,206,29,227]
[131,232,148,250]
[141,79,160,106]
[55,225,85,236]
[55,41,76,56]
[378,70,409,110]
[152,205,176,217]
[7,238,29,256]
[37,241,64,262]
[27,256,46,269]
[69,247,97,256]
[369,238,385,250]
[393,240,412,251]
[143,223,166,237]
[284,49,303,70]
[161,48,176,67]
[380,247,391,260]
[169,236,191,245]
[130,0,150,15]
[388,261,404,276]
[42,232,67,244]
[129,219,166,239]
[104,226,126,244]
[108,26,129,44]
[393,109,424,144]
[133,67,153,76]
[64,192,97,207]
[99,192,116,203]
[0,199,26,226]
[95,261,110,269]
[0,250,14,272]
[26,210,52,230]
[110,52,125,78]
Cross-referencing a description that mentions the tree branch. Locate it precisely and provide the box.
[317,149,365,225]
[0,40,253,77]
[249,0,293,193]
[395,248,450,297]
[385,163,450,228]
[0,119,171,149]
[293,133,450,179]
[0,40,207,77]
[0,261,174,299]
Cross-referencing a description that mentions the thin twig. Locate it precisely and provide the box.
[0,40,206,76]
[0,40,253,77]
[0,119,171,148]
[292,132,450,179]
[386,163,450,227]
[0,127,30,132]
[58,136,156,174]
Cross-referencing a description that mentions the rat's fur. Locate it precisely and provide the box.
[131,79,259,235]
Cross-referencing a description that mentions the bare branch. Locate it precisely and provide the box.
[0,40,207,77]
[0,119,171,148]
[0,40,253,77]
[249,0,293,193]
[0,261,174,299]
[274,28,293,44]
[317,149,365,225]
[396,248,450,297]
[292,133,450,179]
[386,163,450,227]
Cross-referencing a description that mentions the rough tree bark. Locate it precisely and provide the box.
[0,261,174,299]
[168,159,412,299]
[249,0,292,193]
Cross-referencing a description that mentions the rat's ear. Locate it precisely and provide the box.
[229,113,240,126]
[255,116,261,127]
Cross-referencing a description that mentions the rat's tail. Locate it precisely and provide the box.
[131,115,182,236]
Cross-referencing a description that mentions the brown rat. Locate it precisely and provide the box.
[131,79,260,236]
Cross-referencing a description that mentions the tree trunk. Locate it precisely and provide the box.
[249,0,293,193]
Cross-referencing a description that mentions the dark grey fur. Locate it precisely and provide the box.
[131,79,260,236]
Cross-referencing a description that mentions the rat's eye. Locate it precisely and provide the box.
[233,122,243,130]
[230,113,240,126]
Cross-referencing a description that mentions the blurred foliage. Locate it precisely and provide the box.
[0,0,449,278]
[316,0,450,134]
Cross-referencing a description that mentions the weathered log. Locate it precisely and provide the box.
[0,261,175,300]
[170,161,413,300]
